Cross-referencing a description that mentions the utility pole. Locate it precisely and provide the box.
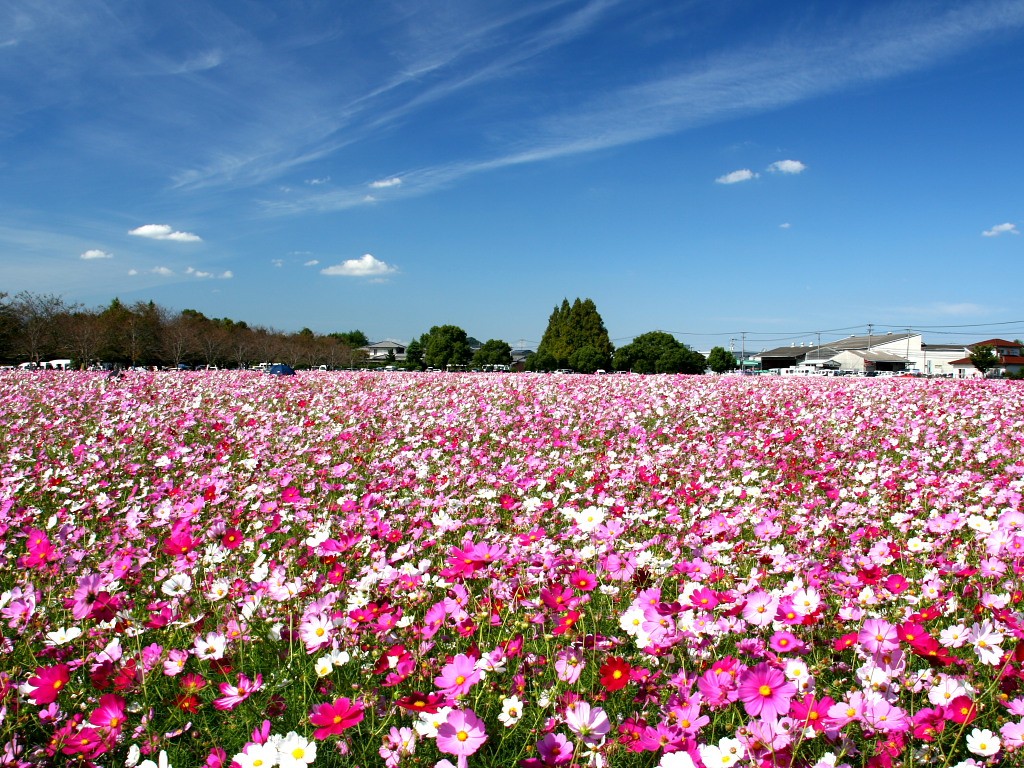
[867,323,874,375]
[741,332,746,373]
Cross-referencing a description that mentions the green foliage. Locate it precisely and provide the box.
[472,339,513,367]
[422,325,473,369]
[535,298,613,370]
[707,345,739,374]
[614,331,706,374]
[329,330,370,348]
[970,344,1000,374]
[404,338,425,370]
[567,344,606,373]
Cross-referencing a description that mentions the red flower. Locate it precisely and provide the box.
[221,529,243,549]
[309,697,364,740]
[27,664,70,705]
[552,610,581,636]
[396,692,448,714]
[174,694,202,713]
[599,657,631,692]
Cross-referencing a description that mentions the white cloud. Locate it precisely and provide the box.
[306,177,330,185]
[370,177,402,189]
[320,253,397,277]
[779,222,791,229]
[152,266,174,276]
[982,222,1019,237]
[716,169,758,184]
[129,224,202,242]
[80,249,112,260]
[304,259,320,266]
[186,266,234,279]
[272,259,285,267]
[127,268,138,276]
[768,159,806,174]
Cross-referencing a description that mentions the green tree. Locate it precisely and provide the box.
[422,325,472,369]
[329,330,369,348]
[615,331,705,374]
[472,339,512,368]
[707,346,739,374]
[568,344,605,373]
[970,344,1000,376]
[536,298,613,370]
[404,337,425,370]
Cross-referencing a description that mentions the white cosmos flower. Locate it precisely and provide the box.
[966,727,1000,756]
[45,626,83,646]
[161,573,192,597]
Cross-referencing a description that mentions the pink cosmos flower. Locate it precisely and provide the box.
[298,613,333,653]
[565,701,611,746]
[555,647,585,684]
[569,570,597,592]
[859,618,899,654]
[435,653,481,696]
[213,673,262,711]
[436,708,487,757]
[309,696,364,740]
[525,732,574,766]
[741,591,779,628]
[736,663,796,720]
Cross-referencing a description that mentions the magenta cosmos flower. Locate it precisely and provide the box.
[309,696,365,740]
[436,708,487,757]
[737,663,796,720]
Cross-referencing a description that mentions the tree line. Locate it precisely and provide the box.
[1,291,739,374]
[405,298,738,374]
[0,292,370,369]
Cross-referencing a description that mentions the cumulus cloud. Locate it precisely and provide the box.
[370,177,402,189]
[320,253,397,277]
[768,159,807,174]
[80,249,112,260]
[716,169,758,184]
[127,269,138,276]
[129,224,202,242]
[272,258,285,267]
[982,222,1019,237]
[779,222,791,229]
[152,266,174,276]
[304,259,320,266]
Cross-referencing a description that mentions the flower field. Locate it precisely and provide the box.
[3,371,1024,768]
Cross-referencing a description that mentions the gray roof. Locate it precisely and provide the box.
[760,332,919,359]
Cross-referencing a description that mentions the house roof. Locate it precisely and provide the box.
[841,350,911,363]
[970,339,1020,348]
[362,340,406,350]
[951,354,1024,366]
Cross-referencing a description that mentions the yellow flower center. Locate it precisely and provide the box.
[457,730,469,742]
[759,685,772,697]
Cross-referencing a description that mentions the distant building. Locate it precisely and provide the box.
[757,332,919,374]
[360,340,407,362]
[949,339,1024,378]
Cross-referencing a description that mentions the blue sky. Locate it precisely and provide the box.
[3,0,1024,351]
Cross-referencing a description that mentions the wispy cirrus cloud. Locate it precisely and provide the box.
[271,1,1024,213]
